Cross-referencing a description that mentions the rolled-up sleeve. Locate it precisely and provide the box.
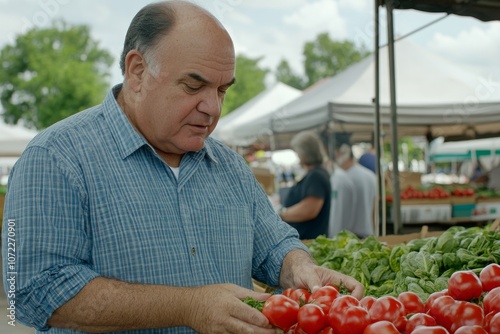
[2,146,99,331]
[250,176,308,287]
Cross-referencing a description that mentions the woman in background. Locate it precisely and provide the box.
[279,131,331,240]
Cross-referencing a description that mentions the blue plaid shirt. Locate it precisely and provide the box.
[2,85,307,333]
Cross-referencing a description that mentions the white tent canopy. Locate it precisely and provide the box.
[0,120,38,157]
[229,39,500,150]
[212,82,302,147]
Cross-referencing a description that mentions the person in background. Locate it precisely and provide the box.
[2,2,364,333]
[487,162,500,191]
[358,133,376,174]
[318,131,357,238]
[328,162,356,238]
[335,135,377,238]
[280,131,331,240]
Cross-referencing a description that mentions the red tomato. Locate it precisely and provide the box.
[317,327,335,334]
[368,296,405,323]
[425,290,448,312]
[287,323,308,334]
[393,315,408,332]
[398,291,425,315]
[411,326,450,334]
[480,263,500,292]
[297,304,328,334]
[262,294,300,331]
[310,285,340,302]
[283,288,311,305]
[360,296,376,311]
[328,295,370,334]
[310,285,340,314]
[483,286,500,315]
[448,271,483,301]
[427,296,457,331]
[485,312,495,333]
[445,300,484,334]
[363,320,399,334]
[454,326,487,334]
[406,313,437,334]
[488,312,500,334]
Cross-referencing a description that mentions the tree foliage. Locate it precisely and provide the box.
[275,59,306,90]
[277,32,370,90]
[222,54,269,117]
[0,20,114,129]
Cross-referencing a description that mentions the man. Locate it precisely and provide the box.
[2,2,363,334]
[335,135,377,238]
[328,164,356,238]
[358,133,376,174]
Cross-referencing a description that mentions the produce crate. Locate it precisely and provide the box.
[0,194,4,230]
[473,201,500,219]
[452,203,476,218]
[377,225,443,245]
[400,203,451,224]
[450,195,476,205]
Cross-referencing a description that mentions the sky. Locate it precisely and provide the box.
[1,0,499,88]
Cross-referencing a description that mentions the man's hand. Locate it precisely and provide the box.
[185,283,276,334]
[280,249,364,300]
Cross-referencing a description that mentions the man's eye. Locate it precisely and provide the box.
[185,84,201,92]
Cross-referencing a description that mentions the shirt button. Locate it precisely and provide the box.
[191,247,196,256]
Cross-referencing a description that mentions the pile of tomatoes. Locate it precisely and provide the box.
[258,263,500,334]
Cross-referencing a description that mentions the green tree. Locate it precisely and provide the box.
[275,59,306,90]
[222,54,268,117]
[0,20,114,129]
[303,33,370,87]
[276,32,370,89]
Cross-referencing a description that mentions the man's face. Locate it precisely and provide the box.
[131,20,235,156]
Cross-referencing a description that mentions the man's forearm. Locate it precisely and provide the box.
[48,277,195,332]
[279,249,316,288]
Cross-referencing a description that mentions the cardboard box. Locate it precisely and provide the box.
[476,197,500,203]
[251,167,276,195]
[400,204,452,224]
[451,196,476,205]
[401,198,451,205]
[377,225,443,245]
[385,171,422,191]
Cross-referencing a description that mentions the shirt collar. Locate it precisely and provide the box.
[102,84,148,159]
[103,84,219,164]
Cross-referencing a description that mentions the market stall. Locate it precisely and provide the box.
[250,221,500,333]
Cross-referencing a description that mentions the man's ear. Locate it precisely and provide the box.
[124,50,146,93]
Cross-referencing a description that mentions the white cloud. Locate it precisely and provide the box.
[429,22,500,68]
[337,0,369,12]
[283,0,348,40]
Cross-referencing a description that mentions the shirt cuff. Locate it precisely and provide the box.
[14,264,100,331]
[261,238,309,288]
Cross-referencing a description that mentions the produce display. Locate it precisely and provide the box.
[244,224,500,333]
[307,226,500,302]
[245,266,500,334]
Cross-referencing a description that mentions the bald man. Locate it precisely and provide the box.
[2,2,363,333]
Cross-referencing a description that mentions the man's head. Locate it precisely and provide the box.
[333,132,353,168]
[118,1,235,165]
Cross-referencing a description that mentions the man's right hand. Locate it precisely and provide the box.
[184,283,276,334]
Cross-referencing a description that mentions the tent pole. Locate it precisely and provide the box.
[374,0,384,237]
[386,0,402,235]
[327,102,335,161]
